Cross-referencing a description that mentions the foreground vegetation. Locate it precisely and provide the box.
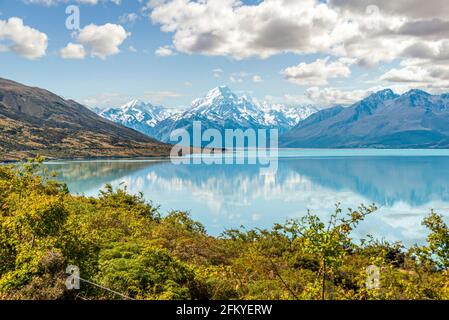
[1,159,449,300]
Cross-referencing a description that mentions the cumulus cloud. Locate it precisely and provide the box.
[380,65,449,92]
[60,23,129,59]
[381,66,431,83]
[329,0,449,19]
[77,23,129,59]
[0,17,48,59]
[60,42,86,59]
[155,45,175,56]
[304,87,378,106]
[119,13,140,24]
[148,0,341,60]
[147,1,449,76]
[282,57,351,86]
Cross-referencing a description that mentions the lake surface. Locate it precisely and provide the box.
[44,149,449,246]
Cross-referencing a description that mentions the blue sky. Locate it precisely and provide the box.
[0,0,448,108]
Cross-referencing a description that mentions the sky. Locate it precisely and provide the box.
[1,0,449,109]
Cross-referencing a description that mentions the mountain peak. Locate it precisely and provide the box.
[352,89,398,116]
[403,89,431,97]
[122,98,147,110]
[367,89,398,101]
[207,85,236,99]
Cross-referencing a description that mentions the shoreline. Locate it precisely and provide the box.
[5,147,449,164]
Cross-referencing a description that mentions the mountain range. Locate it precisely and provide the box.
[0,78,172,161]
[281,89,449,148]
[98,85,318,144]
[99,99,176,139]
[3,76,449,159]
[98,86,449,149]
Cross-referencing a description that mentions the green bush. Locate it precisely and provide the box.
[1,160,449,300]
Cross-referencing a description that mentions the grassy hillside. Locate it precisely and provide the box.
[0,78,172,161]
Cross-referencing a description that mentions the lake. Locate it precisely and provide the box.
[43,149,449,247]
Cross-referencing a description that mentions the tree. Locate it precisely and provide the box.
[282,204,377,300]
[420,211,449,269]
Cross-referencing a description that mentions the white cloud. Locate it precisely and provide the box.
[148,0,340,60]
[77,23,129,59]
[82,90,183,108]
[282,57,351,86]
[0,17,48,59]
[81,92,130,108]
[60,23,129,59]
[381,66,431,83]
[229,71,249,83]
[380,65,449,93]
[329,0,449,20]
[60,42,86,59]
[252,75,263,83]
[119,13,140,24]
[212,68,223,78]
[304,86,380,106]
[155,45,175,56]
[147,0,449,93]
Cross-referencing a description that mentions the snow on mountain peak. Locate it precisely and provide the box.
[121,99,156,113]
[122,98,143,108]
[98,87,321,141]
[194,85,238,108]
[99,98,172,129]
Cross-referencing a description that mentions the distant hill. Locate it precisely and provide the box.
[280,89,449,148]
[0,78,172,161]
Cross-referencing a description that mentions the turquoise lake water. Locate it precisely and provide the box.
[43,149,449,246]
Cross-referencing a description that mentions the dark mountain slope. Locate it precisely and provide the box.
[0,78,171,161]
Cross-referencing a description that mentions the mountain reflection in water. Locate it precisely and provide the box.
[44,154,449,246]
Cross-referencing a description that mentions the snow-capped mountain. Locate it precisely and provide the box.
[99,99,174,137]
[188,86,265,120]
[96,86,319,144]
[154,86,319,143]
[182,86,317,130]
[258,101,318,130]
[182,86,269,128]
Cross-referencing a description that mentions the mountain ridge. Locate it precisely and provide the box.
[280,89,449,148]
[98,85,319,144]
[0,78,172,161]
